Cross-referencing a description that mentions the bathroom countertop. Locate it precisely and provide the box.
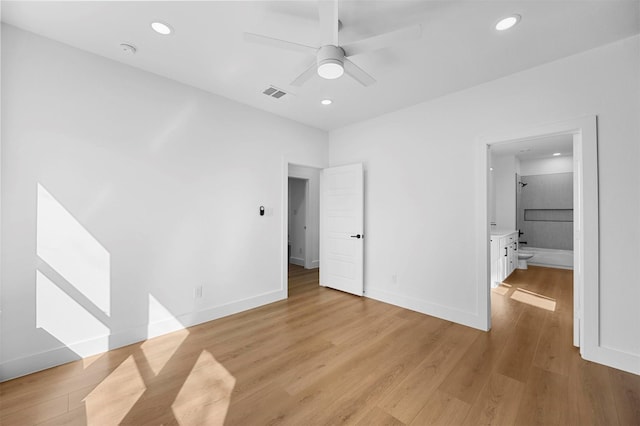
[490,229,517,238]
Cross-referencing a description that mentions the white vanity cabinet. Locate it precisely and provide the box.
[491,231,518,287]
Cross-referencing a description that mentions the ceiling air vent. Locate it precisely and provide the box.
[262,85,287,99]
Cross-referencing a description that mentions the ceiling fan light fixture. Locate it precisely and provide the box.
[317,60,344,79]
[317,45,345,80]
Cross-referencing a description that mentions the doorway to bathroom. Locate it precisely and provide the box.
[489,135,576,371]
[493,134,575,270]
[480,116,599,360]
[490,134,578,347]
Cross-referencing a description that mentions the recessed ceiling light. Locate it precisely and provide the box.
[321,99,333,105]
[553,152,561,156]
[495,14,521,31]
[151,21,173,35]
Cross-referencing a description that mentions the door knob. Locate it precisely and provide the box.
[350,234,362,239]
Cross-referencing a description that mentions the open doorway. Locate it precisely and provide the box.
[288,177,308,268]
[287,164,321,297]
[489,135,576,363]
[491,135,575,270]
[480,116,599,361]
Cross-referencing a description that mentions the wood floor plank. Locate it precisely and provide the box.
[436,326,512,405]
[1,265,638,426]
[226,335,335,402]
[36,406,87,426]
[495,305,546,383]
[0,394,68,426]
[281,311,409,397]
[274,315,450,425]
[609,367,640,426]
[462,372,525,426]
[223,388,293,425]
[409,390,470,426]
[514,366,569,426]
[378,323,479,424]
[0,349,132,412]
[316,320,451,424]
[355,407,405,426]
[532,312,574,376]
[567,357,619,426]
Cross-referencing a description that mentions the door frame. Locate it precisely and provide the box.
[478,115,599,362]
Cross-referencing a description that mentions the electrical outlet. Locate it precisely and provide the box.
[299,248,303,254]
[194,285,203,299]
[391,274,398,285]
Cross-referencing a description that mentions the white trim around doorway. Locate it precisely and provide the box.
[476,116,640,374]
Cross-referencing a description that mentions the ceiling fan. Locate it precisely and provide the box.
[244,0,422,87]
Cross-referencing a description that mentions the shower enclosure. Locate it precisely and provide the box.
[516,172,574,268]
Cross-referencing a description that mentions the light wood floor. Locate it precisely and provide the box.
[1,265,639,425]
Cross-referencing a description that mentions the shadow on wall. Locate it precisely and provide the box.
[25,184,236,424]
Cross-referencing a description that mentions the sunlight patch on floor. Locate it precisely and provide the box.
[172,350,236,424]
[81,352,105,369]
[510,288,556,311]
[83,355,146,424]
[142,297,189,377]
[492,285,510,296]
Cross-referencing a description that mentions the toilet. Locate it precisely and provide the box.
[518,251,534,269]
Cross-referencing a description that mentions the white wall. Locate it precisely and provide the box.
[288,164,320,269]
[288,178,306,266]
[488,156,495,226]
[0,10,3,366]
[520,156,573,175]
[492,154,520,231]
[0,25,328,380]
[329,35,640,373]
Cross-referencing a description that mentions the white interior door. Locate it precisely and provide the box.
[320,163,364,296]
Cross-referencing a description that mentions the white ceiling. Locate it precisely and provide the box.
[3,1,639,131]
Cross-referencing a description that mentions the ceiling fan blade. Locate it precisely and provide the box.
[318,0,339,45]
[244,32,317,54]
[291,61,318,86]
[341,25,422,57]
[343,58,376,87]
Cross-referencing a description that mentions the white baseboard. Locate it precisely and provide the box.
[364,287,486,331]
[0,289,285,382]
[311,260,320,269]
[289,257,304,267]
[583,344,640,376]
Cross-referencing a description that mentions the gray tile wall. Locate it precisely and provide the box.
[516,172,573,250]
